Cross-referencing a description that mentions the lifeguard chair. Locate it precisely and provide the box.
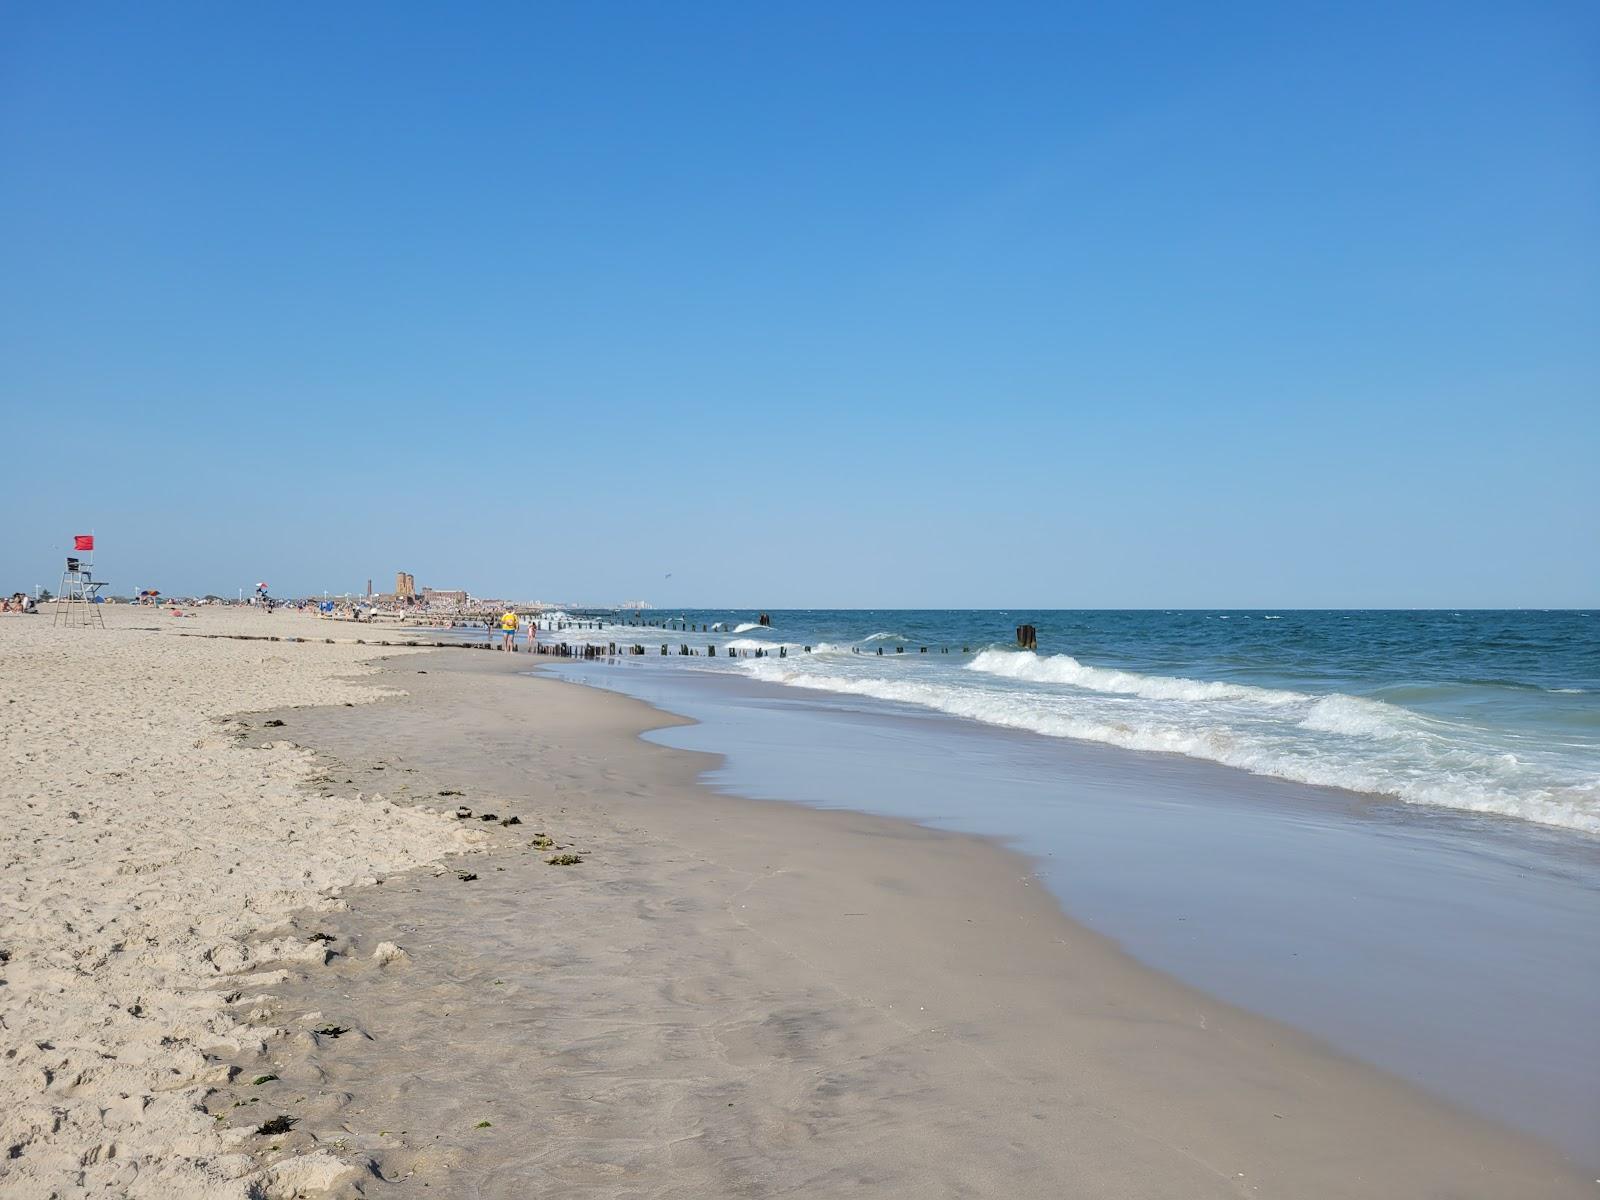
[54,556,106,628]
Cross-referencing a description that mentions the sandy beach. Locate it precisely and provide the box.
[2,608,1591,1197]
[0,608,483,1198]
[8,4,1595,1193]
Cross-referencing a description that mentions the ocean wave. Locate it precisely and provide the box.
[723,637,801,652]
[967,649,1306,706]
[1298,694,1423,739]
[732,622,768,634]
[738,658,1600,835]
[718,639,852,655]
[860,631,907,643]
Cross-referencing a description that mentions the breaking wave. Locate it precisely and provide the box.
[738,650,1600,834]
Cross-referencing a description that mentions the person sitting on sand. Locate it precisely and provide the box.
[499,609,519,651]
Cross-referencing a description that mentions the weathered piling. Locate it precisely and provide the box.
[1017,624,1038,651]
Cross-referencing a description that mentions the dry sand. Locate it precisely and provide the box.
[202,649,1591,1199]
[0,606,483,1198]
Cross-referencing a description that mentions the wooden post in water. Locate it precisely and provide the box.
[1017,625,1037,651]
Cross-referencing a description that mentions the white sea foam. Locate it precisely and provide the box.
[967,649,1304,706]
[732,622,767,634]
[723,637,810,652]
[737,652,1600,835]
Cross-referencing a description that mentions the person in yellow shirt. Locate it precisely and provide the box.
[499,609,519,652]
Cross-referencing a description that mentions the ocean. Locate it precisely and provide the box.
[546,608,1599,835]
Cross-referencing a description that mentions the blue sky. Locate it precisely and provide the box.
[2,2,1595,606]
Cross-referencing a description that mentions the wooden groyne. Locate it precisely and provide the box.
[175,630,1004,660]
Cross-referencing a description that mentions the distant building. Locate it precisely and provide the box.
[395,572,416,599]
[423,588,469,608]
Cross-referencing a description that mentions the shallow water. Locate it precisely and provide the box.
[542,656,1600,1165]
[529,609,1600,835]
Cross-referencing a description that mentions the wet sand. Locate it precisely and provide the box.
[215,648,1590,1198]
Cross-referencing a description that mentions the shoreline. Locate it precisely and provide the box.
[220,646,1589,1197]
[543,653,1600,1160]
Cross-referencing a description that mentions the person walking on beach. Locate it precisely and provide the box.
[499,608,519,651]
[525,618,538,654]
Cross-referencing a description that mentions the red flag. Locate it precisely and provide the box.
[74,535,95,551]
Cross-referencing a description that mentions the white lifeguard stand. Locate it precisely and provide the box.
[54,555,106,629]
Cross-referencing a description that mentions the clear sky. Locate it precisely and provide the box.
[2,2,1595,607]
